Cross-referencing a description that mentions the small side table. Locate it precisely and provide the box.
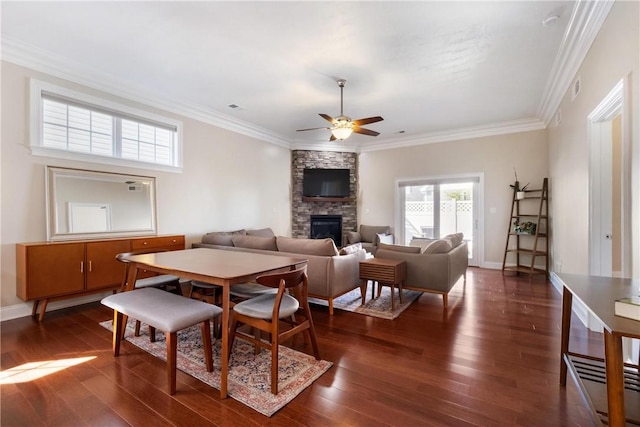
[359,258,407,310]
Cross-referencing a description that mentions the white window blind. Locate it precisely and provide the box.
[31,79,183,172]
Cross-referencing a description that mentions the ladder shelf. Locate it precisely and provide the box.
[502,178,549,277]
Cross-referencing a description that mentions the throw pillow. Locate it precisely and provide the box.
[377,242,421,254]
[376,233,394,245]
[443,232,464,247]
[231,235,277,251]
[246,227,275,237]
[422,239,453,254]
[201,229,246,246]
[276,236,339,256]
[339,242,363,255]
[346,231,361,244]
[409,237,435,248]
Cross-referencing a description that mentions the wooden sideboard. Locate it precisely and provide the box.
[16,235,185,321]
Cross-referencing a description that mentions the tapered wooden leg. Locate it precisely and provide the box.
[560,286,572,386]
[228,316,237,362]
[328,300,334,315]
[134,320,141,336]
[201,321,213,372]
[166,332,177,395]
[442,293,448,308]
[31,300,40,318]
[604,330,625,426]
[271,333,279,395]
[113,310,124,356]
[38,299,49,322]
[149,326,156,343]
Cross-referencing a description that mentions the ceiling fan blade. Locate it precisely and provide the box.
[329,134,337,142]
[353,116,384,126]
[353,127,380,137]
[296,126,330,132]
[319,113,335,124]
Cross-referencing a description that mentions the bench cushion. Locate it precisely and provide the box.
[101,288,221,333]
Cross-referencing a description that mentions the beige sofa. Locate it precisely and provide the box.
[192,228,366,315]
[374,233,468,308]
[345,224,393,255]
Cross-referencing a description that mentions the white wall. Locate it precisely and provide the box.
[358,130,549,266]
[548,0,639,278]
[1,61,292,314]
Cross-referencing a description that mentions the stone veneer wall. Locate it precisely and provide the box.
[291,150,357,244]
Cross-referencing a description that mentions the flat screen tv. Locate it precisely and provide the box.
[303,168,350,198]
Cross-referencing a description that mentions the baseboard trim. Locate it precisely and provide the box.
[0,293,110,322]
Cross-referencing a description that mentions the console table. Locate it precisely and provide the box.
[359,258,406,310]
[558,273,640,426]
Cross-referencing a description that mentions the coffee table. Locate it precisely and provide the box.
[359,258,406,310]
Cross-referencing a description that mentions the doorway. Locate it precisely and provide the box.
[588,78,631,278]
[397,175,481,266]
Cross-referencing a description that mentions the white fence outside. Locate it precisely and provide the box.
[404,200,473,253]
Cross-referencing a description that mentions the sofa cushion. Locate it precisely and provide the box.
[276,236,339,256]
[202,229,246,246]
[377,242,421,254]
[232,235,277,251]
[346,231,361,244]
[246,227,275,237]
[359,225,391,244]
[339,242,363,255]
[377,233,394,245]
[423,239,453,254]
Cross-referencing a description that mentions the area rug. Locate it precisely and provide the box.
[311,282,422,320]
[99,320,332,417]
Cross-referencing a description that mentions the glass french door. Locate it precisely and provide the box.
[399,177,478,266]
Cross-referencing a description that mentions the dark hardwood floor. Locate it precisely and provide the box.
[1,268,601,426]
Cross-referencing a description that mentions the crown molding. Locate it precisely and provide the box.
[537,0,615,125]
[1,37,292,150]
[356,118,546,153]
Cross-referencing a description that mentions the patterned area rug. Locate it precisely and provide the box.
[311,282,422,319]
[99,320,332,417]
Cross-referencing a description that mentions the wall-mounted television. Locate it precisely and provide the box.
[303,168,350,198]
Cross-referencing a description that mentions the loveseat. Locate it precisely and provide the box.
[345,224,394,255]
[192,228,366,315]
[374,233,468,308]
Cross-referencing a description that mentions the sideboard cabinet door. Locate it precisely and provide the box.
[86,240,131,291]
[17,243,85,300]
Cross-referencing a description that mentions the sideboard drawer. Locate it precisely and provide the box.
[132,235,185,250]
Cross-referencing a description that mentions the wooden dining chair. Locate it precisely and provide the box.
[116,251,182,339]
[228,265,320,395]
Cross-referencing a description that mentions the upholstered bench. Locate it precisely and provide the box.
[101,287,222,395]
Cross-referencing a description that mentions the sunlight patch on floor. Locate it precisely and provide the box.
[0,356,96,384]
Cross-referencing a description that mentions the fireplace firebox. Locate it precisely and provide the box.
[310,215,343,247]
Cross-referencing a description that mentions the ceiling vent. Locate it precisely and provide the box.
[571,76,581,102]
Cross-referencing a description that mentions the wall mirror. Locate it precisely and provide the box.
[46,166,157,241]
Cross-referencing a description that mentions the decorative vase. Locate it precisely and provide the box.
[516,191,525,200]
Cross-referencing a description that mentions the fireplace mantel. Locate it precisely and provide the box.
[302,196,355,203]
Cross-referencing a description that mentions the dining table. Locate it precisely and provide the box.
[121,247,307,398]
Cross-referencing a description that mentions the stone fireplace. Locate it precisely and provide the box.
[291,150,357,246]
[310,215,343,246]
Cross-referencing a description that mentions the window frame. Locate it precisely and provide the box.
[30,79,183,173]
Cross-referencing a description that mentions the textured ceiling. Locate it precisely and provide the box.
[2,1,580,150]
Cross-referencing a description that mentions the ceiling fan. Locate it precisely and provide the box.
[297,79,383,141]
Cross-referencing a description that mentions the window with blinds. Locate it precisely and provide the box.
[31,79,182,171]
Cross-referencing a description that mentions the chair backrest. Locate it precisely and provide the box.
[115,249,169,290]
[256,265,308,293]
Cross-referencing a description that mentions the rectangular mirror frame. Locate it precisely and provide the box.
[46,166,158,241]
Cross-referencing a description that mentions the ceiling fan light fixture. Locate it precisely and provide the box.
[331,127,353,140]
[331,118,354,140]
